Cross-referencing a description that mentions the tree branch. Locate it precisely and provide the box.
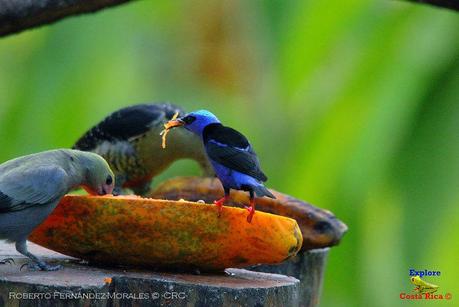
[0,0,134,38]
[407,0,459,11]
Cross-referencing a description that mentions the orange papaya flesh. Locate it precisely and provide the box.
[149,177,348,250]
[29,195,302,271]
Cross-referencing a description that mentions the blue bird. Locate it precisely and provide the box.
[165,110,275,222]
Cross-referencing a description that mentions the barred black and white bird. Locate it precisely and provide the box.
[73,103,213,196]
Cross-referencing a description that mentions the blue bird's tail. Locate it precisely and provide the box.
[253,185,276,199]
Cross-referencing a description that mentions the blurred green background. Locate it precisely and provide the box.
[1,1,458,306]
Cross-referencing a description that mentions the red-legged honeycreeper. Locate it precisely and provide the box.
[0,149,114,271]
[165,110,275,223]
[73,103,213,196]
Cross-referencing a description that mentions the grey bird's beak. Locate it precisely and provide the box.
[99,184,114,195]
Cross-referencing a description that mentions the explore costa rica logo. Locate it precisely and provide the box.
[399,269,452,301]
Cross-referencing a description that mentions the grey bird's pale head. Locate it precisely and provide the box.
[74,152,115,195]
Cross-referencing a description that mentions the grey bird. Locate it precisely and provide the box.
[0,149,115,271]
[73,103,213,196]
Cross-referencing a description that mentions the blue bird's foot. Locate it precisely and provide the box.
[214,196,229,217]
[0,258,15,265]
[244,199,256,223]
[245,206,255,223]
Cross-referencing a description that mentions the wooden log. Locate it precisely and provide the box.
[0,242,300,307]
[251,248,329,307]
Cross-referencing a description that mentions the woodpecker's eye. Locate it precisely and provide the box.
[182,115,196,124]
[106,175,113,185]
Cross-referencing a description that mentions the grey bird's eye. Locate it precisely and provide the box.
[106,175,113,185]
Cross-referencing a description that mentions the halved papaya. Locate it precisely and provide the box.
[148,177,348,250]
[29,195,302,271]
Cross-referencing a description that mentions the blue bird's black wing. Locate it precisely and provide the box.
[203,124,268,182]
[73,103,184,150]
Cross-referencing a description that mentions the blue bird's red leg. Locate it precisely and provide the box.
[214,188,230,217]
[245,190,256,223]
[213,196,228,216]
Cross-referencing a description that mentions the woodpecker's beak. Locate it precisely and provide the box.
[164,119,184,129]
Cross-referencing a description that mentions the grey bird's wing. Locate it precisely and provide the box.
[0,166,68,213]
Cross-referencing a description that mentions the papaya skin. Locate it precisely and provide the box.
[148,177,347,250]
[29,195,302,271]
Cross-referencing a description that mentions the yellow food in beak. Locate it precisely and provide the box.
[164,119,184,129]
[160,112,182,149]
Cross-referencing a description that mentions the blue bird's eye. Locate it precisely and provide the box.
[182,115,196,124]
[106,175,113,185]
